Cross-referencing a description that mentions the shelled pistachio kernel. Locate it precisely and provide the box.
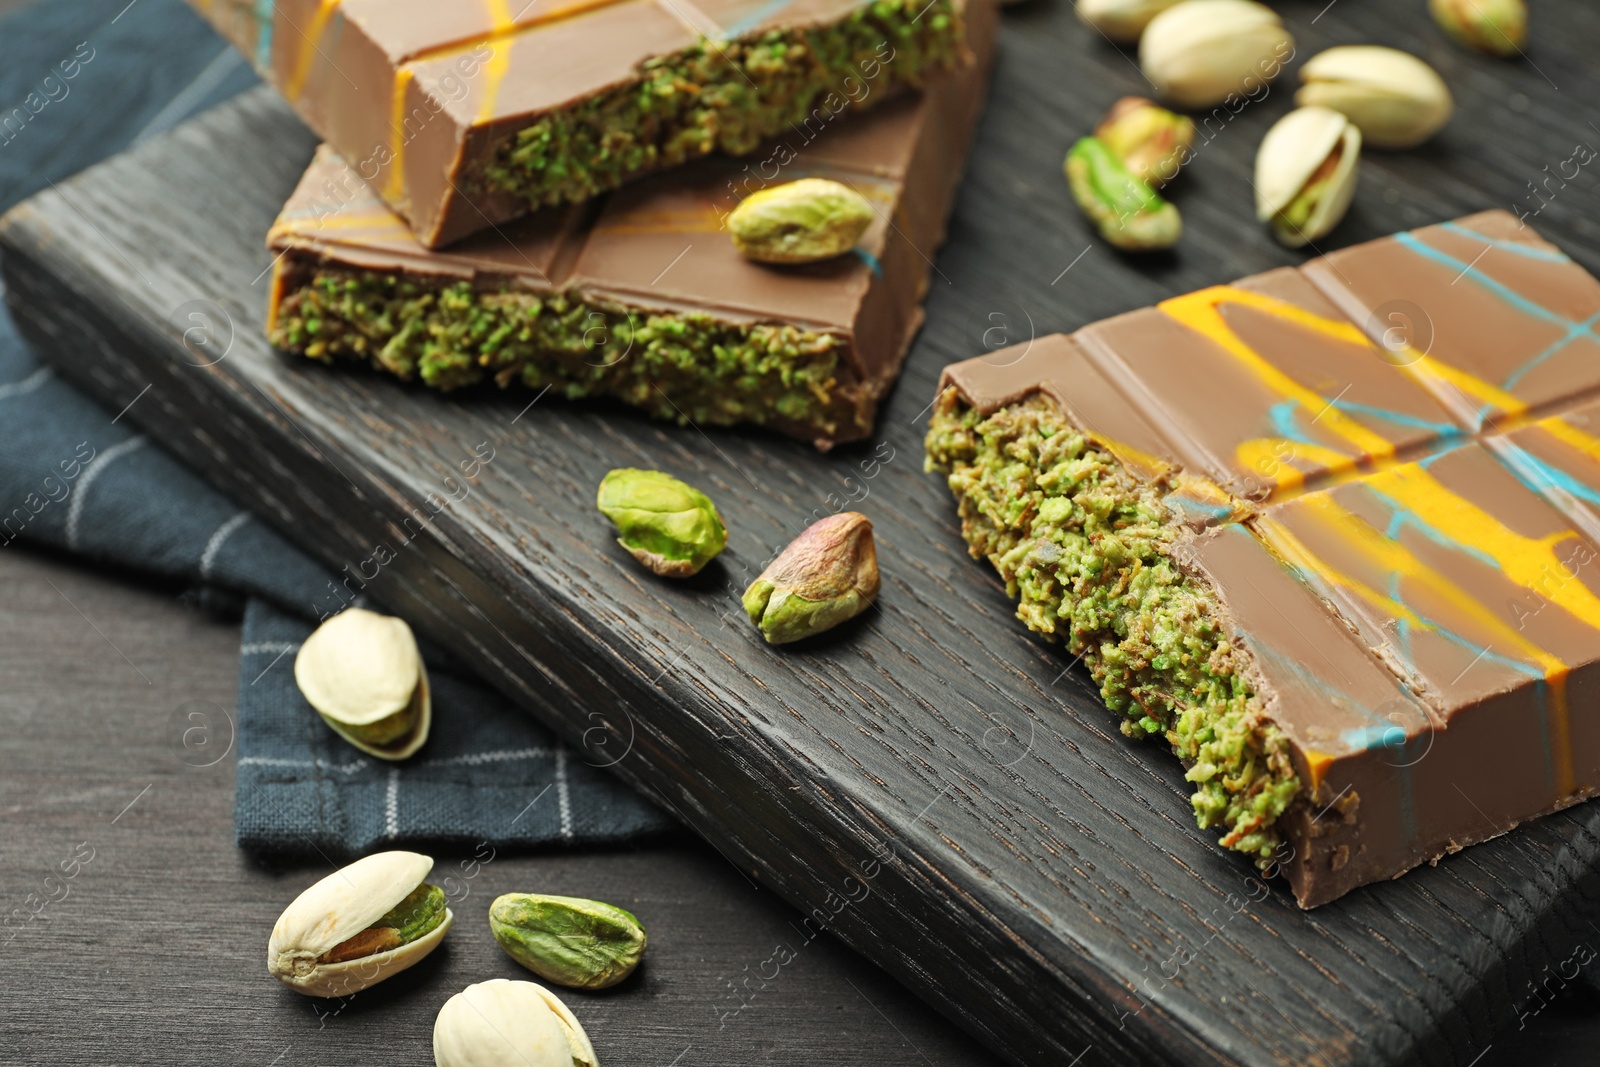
[743,511,881,645]
[1064,136,1182,252]
[294,607,431,760]
[1428,0,1526,57]
[1094,96,1196,187]
[434,979,599,1067]
[489,893,648,990]
[1254,106,1362,248]
[726,178,874,264]
[597,468,727,578]
[267,850,452,997]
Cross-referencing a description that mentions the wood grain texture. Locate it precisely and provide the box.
[6,3,1600,1063]
[0,547,1001,1066]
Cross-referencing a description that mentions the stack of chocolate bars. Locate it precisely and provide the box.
[188,0,996,448]
[929,210,1600,907]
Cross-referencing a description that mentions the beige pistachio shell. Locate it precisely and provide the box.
[1075,0,1183,43]
[268,850,453,997]
[1254,106,1362,248]
[1297,46,1453,149]
[1139,0,1293,109]
[433,979,599,1067]
[294,607,431,760]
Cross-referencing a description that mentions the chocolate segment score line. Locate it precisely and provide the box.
[262,0,998,449]
[936,210,1600,907]
[188,0,969,246]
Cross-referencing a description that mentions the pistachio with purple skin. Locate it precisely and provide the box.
[1094,96,1196,187]
[1428,0,1526,58]
[743,512,880,644]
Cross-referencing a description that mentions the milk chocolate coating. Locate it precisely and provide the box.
[191,0,969,247]
[1303,210,1600,429]
[935,213,1600,907]
[266,0,997,449]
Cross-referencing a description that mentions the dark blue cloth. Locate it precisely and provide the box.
[0,0,669,856]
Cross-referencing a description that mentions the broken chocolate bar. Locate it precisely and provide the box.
[189,0,968,247]
[926,210,1600,907]
[265,0,994,450]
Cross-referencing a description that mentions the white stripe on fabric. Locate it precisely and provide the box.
[240,641,301,656]
[65,436,147,550]
[0,366,53,401]
[385,769,400,840]
[555,747,573,840]
[237,756,367,774]
[198,510,251,577]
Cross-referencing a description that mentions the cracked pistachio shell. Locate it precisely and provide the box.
[1297,46,1453,149]
[490,893,647,990]
[726,178,874,264]
[1139,0,1294,110]
[743,512,880,645]
[434,979,598,1067]
[1074,0,1183,43]
[1254,106,1362,248]
[597,468,727,578]
[1065,136,1182,252]
[294,608,431,760]
[1429,0,1526,57]
[1094,96,1196,187]
[268,850,453,997]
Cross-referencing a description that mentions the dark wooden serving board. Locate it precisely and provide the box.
[7,3,1600,1063]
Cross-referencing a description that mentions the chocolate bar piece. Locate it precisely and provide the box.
[265,0,994,449]
[926,211,1600,907]
[189,0,967,247]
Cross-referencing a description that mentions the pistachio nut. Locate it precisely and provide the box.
[489,893,647,990]
[294,608,431,760]
[1139,0,1294,110]
[1297,46,1453,149]
[1429,0,1526,58]
[267,850,452,997]
[1065,136,1182,252]
[1254,106,1362,249]
[1074,0,1183,44]
[726,178,874,264]
[597,468,727,577]
[1094,96,1196,187]
[434,979,598,1067]
[743,511,880,645]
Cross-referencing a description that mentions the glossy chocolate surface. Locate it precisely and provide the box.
[937,212,1600,907]
[267,0,997,448]
[190,0,966,246]
[1304,210,1600,429]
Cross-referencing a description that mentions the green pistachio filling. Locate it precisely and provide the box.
[339,704,418,747]
[273,268,862,438]
[477,0,962,209]
[925,389,1299,865]
[317,882,448,964]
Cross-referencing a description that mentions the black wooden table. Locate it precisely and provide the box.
[6,1,1600,1065]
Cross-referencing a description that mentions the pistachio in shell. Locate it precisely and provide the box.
[267,850,453,997]
[294,607,431,760]
[433,979,599,1067]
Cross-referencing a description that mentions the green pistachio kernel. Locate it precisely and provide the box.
[317,882,448,965]
[1428,0,1526,57]
[1064,136,1182,252]
[726,178,875,264]
[489,893,648,990]
[597,468,728,578]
